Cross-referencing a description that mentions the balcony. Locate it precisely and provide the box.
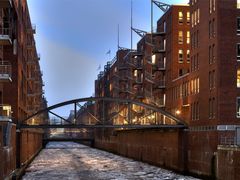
[145,89,152,98]
[27,106,36,114]
[0,0,12,8]
[155,80,166,89]
[27,90,43,97]
[118,65,128,71]
[136,91,144,99]
[27,40,35,50]
[133,77,143,85]
[153,62,166,72]
[0,61,12,82]
[27,24,36,34]
[119,87,133,94]
[145,71,154,83]
[0,27,12,45]
[152,31,166,37]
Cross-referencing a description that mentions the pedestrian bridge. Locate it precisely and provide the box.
[19,97,188,130]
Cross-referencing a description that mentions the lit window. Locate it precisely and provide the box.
[237,17,240,35]
[178,31,183,44]
[187,31,190,44]
[210,0,212,13]
[152,54,156,64]
[237,70,240,87]
[178,49,183,63]
[187,50,190,63]
[237,97,240,118]
[163,39,166,50]
[237,44,240,61]
[134,70,138,77]
[238,0,240,9]
[187,12,190,25]
[197,8,200,24]
[179,12,183,24]
[213,0,216,11]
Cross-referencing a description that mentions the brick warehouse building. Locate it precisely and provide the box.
[91,1,240,178]
[0,0,47,124]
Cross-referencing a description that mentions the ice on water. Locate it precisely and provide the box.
[23,142,200,180]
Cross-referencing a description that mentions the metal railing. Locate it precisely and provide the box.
[219,136,236,146]
[145,71,154,82]
[0,27,12,36]
[153,62,165,71]
[155,80,166,88]
[0,61,12,81]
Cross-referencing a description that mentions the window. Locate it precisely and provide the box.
[209,46,212,64]
[237,69,240,87]
[163,39,166,50]
[209,21,212,38]
[178,31,183,44]
[209,98,215,119]
[237,44,240,61]
[163,21,166,32]
[197,8,200,24]
[178,49,183,63]
[237,17,240,35]
[152,54,156,64]
[187,12,190,25]
[194,11,197,26]
[209,70,215,89]
[237,97,240,118]
[212,44,215,62]
[210,0,212,13]
[187,50,190,63]
[212,19,215,37]
[213,0,216,11]
[238,0,240,9]
[179,69,183,77]
[191,13,194,27]
[187,31,190,44]
[179,11,183,24]
[134,70,138,77]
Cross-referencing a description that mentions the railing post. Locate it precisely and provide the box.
[74,102,77,124]
[16,125,21,168]
[128,103,132,124]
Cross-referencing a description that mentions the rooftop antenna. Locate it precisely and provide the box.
[118,24,120,50]
[131,0,133,51]
[151,0,153,34]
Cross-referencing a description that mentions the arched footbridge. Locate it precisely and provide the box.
[18,97,188,130]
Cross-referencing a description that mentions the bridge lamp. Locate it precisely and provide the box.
[175,110,181,115]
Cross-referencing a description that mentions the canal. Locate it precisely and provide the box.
[22,142,200,180]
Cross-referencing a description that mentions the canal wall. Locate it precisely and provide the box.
[20,129,43,165]
[0,122,43,180]
[94,128,187,172]
[94,129,240,179]
[217,146,240,180]
[0,122,16,179]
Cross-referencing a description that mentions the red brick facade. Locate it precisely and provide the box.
[0,0,47,124]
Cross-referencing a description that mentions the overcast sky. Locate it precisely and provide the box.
[27,0,189,116]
